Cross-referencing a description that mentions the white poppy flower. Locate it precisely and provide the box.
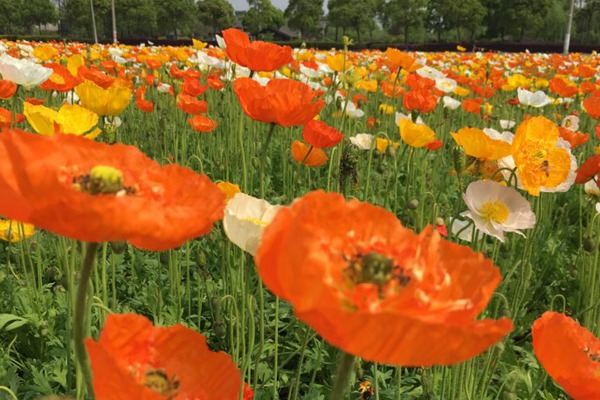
[344,101,364,118]
[517,88,552,108]
[215,34,226,49]
[0,54,52,89]
[561,115,579,132]
[462,180,536,242]
[349,133,374,150]
[442,96,461,110]
[435,78,457,93]
[499,119,516,130]
[395,112,423,125]
[450,218,483,242]
[223,193,282,256]
[585,179,600,196]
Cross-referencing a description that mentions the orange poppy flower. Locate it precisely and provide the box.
[385,48,420,72]
[40,63,81,92]
[532,312,600,400]
[302,120,343,149]
[233,78,324,127]
[182,76,208,97]
[291,141,328,167]
[207,74,225,91]
[85,313,244,400]
[188,115,218,132]
[100,60,117,71]
[580,81,597,94]
[222,28,293,72]
[381,81,404,98]
[135,86,154,113]
[583,96,600,119]
[549,77,578,98]
[0,79,17,99]
[169,64,185,79]
[177,93,208,115]
[0,130,224,250]
[558,126,589,149]
[403,90,437,113]
[0,108,24,128]
[462,98,483,115]
[575,154,600,184]
[25,97,45,106]
[255,191,512,366]
[78,66,115,89]
[406,74,435,91]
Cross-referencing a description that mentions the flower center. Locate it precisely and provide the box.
[143,368,180,399]
[72,165,136,196]
[50,73,66,85]
[480,201,510,224]
[241,216,269,227]
[343,252,411,297]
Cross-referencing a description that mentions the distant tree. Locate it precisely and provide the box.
[381,0,428,42]
[0,0,22,34]
[115,0,157,38]
[425,0,448,41]
[327,0,381,42]
[483,0,550,40]
[62,0,111,39]
[430,0,485,41]
[242,0,284,37]
[197,0,234,36]
[284,0,323,39]
[575,0,600,43]
[153,0,196,38]
[20,0,58,33]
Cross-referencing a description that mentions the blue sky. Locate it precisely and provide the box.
[228,0,329,11]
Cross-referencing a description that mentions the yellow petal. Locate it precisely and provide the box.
[23,102,58,136]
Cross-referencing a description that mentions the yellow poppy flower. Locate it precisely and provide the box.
[453,86,471,97]
[355,79,378,92]
[379,103,395,114]
[75,79,132,116]
[375,138,400,153]
[399,119,436,148]
[192,38,208,50]
[0,220,35,243]
[326,54,346,72]
[33,44,59,61]
[67,53,86,77]
[511,116,575,196]
[451,128,511,161]
[24,102,101,138]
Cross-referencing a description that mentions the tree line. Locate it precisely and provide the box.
[0,0,599,45]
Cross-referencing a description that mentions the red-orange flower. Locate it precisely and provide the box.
[207,74,225,91]
[135,86,154,113]
[0,108,24,128]
[462,98,483,114]
[85,313,244,400]
[177,93,208,115]
[0,79,17,99]
[256,191,512,366]
[0,130,225,250]
[78,66,115,89]
[233,78,324,127]
[302,120,343,149]
[584,96,600,119]
[40,63,80,92]
[182,76,208,97]
[403,90,437,113]
[576,155,600,184]
[188,115,218,132]
[558,126,589,149]
[222,28,293,72]
[291,141,328,167]
[532,312,600,400]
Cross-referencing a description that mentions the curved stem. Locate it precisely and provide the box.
[75,242,99,399]
[330,351,355,400]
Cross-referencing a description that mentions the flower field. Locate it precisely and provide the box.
[0,31,600,399]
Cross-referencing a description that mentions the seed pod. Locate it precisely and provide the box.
[408,199,419,210]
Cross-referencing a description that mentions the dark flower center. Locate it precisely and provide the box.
[344,252,411,297]
[143,368,180,399]
[72,165,136,196]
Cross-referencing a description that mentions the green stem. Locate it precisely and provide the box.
[259,123,277,198]
[74,242,100,400]
[330,352,355,400]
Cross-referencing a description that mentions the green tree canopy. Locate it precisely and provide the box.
[242,0,285,37]
[197,0,235,36]
[284,0,323,39]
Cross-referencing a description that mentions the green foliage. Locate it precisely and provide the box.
[242,0,285,37]
[197,0,235,36]
[284,0,323,38]
[327,0,383,42]
[380,0,428,42]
